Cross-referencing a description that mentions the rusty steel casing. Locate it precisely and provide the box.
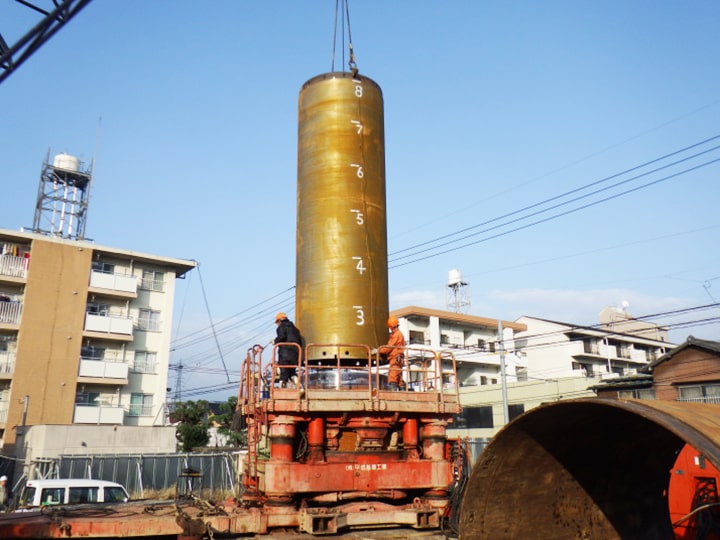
[296,72,388,360]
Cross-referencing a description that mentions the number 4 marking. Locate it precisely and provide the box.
[352,256,366,274]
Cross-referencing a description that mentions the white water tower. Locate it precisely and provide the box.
[31,150,93,240]
[446,269,470,313]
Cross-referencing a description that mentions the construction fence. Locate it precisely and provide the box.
[20,450,246,499]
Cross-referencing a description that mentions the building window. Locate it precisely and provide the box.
[137,309,161,331]
[133,351,157,373]
[572,361,595,377]
[408,330,425,345]
[583,338,600,355]
[140,270,164,292]
[129,394,153,416]
[516,366,528,381]
[678,384,720,405]
[440,334,449,345]
[618,388,656,400]
[488,341,496,353]
[457,406,494,429]
[80,346,105,361]
[477,339,486,351]
[87,303,110,316]
[92,261,115,274]
[615,342,632,359]
[76,392,101,406]
[508,403,525,421]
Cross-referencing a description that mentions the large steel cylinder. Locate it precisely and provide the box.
[296,72,388,360]
[459,398,720,540]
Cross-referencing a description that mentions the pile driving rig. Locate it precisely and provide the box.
[234,70,466,535]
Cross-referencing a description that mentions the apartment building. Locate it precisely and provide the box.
[0,228,195,451]
[594,336,720,403]
[390,306,673,443]
[390,306,528,389]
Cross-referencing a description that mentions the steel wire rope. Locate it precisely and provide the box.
[196,262,230,383]
[391,134,720,257]
[330,0,356,73]
[389,156,720,268]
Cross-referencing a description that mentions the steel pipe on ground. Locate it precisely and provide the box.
[459,398,720,539]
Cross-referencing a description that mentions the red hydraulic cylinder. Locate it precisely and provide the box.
[308,417,325,462]
[404,418,420,460]
[269,417,296,462]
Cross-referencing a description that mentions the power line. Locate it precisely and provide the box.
[389,155,720,268]
[390,134,720,259]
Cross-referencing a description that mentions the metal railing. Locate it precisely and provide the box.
[677,396,720,405]
[0,254,28,278]
[0,351,15,374]
[0,301,21,324]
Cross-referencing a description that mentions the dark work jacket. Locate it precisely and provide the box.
[275,319,302,365]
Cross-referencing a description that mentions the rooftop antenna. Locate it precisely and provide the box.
[446,269,471,313]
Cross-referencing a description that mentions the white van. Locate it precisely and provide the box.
[17,479,129,509]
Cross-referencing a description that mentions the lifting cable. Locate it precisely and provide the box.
[331,0,358,75]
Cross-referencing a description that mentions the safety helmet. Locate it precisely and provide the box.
[275,312,287,323]
[387,316,399,328]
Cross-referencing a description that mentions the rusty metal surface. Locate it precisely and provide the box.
[459,398,720,539]
[296,72,388,358]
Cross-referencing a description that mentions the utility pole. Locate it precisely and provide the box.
[498,321,509,424]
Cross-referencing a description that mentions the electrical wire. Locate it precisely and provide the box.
[390,154,720,268]
[390,134,720,259]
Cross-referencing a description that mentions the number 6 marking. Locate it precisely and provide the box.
[350,164,364,178]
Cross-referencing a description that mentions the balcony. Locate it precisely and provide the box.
[73,404,125,424]
[0,300,21,326]
[0,404,8,424]
[78,359,129,382]
[0,350,15,377]
[83,313,133,341]
[0,254,27,281]
[88,270,138,299]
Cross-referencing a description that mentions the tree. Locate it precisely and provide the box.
[212,396,247,448]
[173,400,211,452]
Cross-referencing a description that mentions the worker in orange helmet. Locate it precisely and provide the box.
[378,316,405,390]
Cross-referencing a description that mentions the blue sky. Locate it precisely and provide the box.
[2,1,719,400]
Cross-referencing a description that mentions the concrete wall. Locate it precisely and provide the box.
[8,240,92,446]
[18,424,177,462]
